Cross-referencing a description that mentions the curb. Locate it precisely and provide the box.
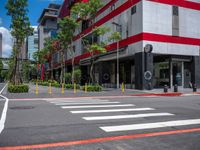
[132,92,200,97]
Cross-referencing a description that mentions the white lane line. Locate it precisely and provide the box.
[0,83,7,94]
[0,84,9,134]
[55,102,120,105]
[50,100,109,104]
[83,113,174,121]
[71,108,155,114]
[46,98,100,102]
[62,104,135,109]
[100,119,200,132]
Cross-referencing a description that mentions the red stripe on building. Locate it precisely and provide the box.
[63,33,200,66]
[73,0,141,41]
[143,33,200,45]
[148,0,200,11]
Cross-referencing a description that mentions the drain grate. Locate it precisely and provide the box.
[9,106,35,110]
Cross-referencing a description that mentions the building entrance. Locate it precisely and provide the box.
[171,61,184,87]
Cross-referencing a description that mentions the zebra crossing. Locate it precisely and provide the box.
[46,98,200,133]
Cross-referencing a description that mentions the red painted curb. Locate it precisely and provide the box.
[132,92,183,97]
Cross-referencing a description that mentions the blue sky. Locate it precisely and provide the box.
[0,0,63,29]
[0,0,63,57]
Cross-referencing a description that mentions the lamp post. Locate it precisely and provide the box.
[112,22,122,89]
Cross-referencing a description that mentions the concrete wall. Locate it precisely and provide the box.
[143,1,200,56]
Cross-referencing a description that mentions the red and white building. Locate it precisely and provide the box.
[52,0,200,89]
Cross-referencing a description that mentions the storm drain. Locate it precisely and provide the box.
[9,106,35,110]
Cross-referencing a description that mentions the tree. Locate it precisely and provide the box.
[71,1,121,84]
[57,17,79,84]
[5,0,33,85]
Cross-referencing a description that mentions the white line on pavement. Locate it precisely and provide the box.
[55,101,120,105]
[0,83,9,134]
[83,113,174,121]
[100,119,200,132]
[61,104,135,109]
[50,100,109,104]
[71,108,155,114]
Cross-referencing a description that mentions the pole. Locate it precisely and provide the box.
[117,40,119,89]
[61,83,64,94]
[35,80,38,95]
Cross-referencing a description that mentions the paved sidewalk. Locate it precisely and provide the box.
[3,83,147,99]
[2,83,200,99]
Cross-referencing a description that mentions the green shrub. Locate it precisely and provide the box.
[65,84,80,89]
[65,73,72,84]
[51,83,60,88]
[8,84,29,93]
[73,69,81,84]
[82,85,102,92]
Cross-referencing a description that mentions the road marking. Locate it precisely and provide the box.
[62,104,135,109]
[0,83,7,94]
[50,100,109,104]
[100,119,200,132]
[83,113,174,121]
[1,128,200,150]
[0,83,9,134]
[71,108,155,114]
[55,102,120,105]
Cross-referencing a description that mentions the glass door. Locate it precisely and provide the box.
[171,61,183,87]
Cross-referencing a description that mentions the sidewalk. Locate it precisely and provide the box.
[2,84,200,99]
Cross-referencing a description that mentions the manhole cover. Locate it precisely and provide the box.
[9,106,35,110]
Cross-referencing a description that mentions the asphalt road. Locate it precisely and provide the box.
[0,84,200,149]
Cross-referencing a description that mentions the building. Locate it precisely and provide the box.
[38,3,61,50]
[55,0,200,90]
[0,33,2,58]
[27,26,38,60]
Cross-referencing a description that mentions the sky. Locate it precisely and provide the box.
[0,0,63,58]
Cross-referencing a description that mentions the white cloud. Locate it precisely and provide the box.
[0,27,13,58]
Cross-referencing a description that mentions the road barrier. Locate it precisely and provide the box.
[74,83,76,94]
[122,82,125,93]
[85,83,87,93]
[61,83,64,94]
[35,81,38,95]
[48,83,52,94]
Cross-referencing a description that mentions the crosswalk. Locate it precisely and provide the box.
[46,98,200,133]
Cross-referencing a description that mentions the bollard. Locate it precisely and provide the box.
[164,85,168,93]
[35,81,38,95]
[74,83,76,94]
[85,83,87,93]
[148,82,152,90]
[49,83,52,94]
[174,84,178,92]
[193,84,197,92]
[122,82,125,93]
[61,83,64,94]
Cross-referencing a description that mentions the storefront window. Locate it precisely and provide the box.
[154,62,170,87]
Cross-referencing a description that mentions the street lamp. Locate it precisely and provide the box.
[112,22,122,89]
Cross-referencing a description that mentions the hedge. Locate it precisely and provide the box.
[65,84,80,89]
[82,85,102,92]
[8,84,29,93]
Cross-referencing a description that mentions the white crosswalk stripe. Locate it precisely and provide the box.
[83,113,174,121]
[70,108,155,114]
[49,100,110,104]
[100,119,200,132]
[48,98,200,134]
[61,104,135,109]
[54,101,120,105]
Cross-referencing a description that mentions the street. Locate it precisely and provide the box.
[0,83,200,149]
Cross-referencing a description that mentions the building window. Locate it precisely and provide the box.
[172,6,179,36]
[173,6,179,16]
[131,5,136,15]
